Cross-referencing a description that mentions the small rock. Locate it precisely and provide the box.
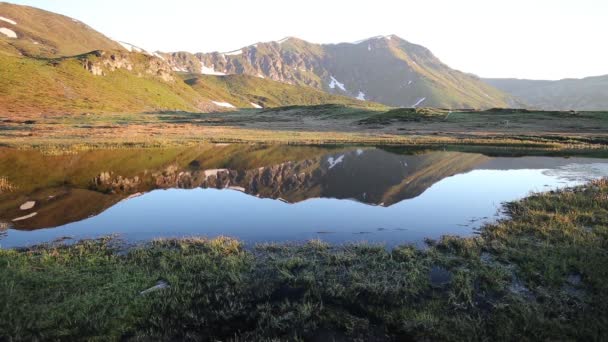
[19,201,36,210]
[140,280,170,295]
[429,266,452,287]
[566,274,582,286]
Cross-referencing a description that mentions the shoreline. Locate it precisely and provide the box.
[1,179,607,340]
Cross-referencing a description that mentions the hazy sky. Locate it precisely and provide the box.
[7,0,607,79]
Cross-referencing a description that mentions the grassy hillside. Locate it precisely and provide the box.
[0,2,122,57]
[484,76,608,111]
[0,52,215,116]
[183,73,388,109]
[0,50,389,117]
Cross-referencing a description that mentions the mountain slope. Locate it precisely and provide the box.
[484,75,608,111]
[0,2,122,57]
[0,51,218,116]
[162,36,516,109]
[183,74,387,109]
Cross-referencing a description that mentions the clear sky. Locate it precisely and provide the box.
[6,0,607,80]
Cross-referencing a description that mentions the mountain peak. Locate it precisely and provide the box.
[350,35,398,44]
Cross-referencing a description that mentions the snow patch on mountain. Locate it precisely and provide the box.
[152,52,165,60]
[412,97,427,107]
[172,66,188,72]
[277,37,290,44]
[0,16,16,25]
[212,101,236,108]
[201,64,226,75]
[224,49,243,56]
[356,91,366,100]
[329,76,346,91]
[117,41,148,54]
[352,35,393,44]
[0,28,16,38]
[327,155,345,169]
[250,102,262,109]
[257,73,265,79]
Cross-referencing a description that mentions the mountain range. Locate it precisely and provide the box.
[0,2,606,114]
[160,36,516,109]
[484,76,608,111]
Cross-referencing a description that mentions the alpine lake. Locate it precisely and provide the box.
[1,144,608,248]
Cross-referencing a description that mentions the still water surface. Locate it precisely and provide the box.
[1,145,607,247]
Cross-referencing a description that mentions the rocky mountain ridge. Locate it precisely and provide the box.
[161,35,516,109]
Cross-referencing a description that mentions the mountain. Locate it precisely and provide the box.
[161,36,516,109]
[0,2,122,57]
[484,75,608,111]
[0,3,384,116]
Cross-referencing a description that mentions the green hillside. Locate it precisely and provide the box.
[183,73,388,109]
[0,2,122,57]
[0,52,213,116]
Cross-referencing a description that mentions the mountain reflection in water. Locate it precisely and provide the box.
[1,144,607,247]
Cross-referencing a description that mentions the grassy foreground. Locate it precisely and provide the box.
[1,180,607,340]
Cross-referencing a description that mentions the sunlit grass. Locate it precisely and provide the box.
[1,179,607,340]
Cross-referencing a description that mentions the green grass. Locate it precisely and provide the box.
[183,74,388,109]
[1,179,607,340]
[0,53,207,115]
[359,107,450,124]
[0,2,122,58]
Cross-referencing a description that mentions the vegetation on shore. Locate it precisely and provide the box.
[2,102,607,152]
[1,179,607,340]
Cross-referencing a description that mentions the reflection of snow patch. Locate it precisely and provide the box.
[212,101,236,108]
[20,201,35,210]
[0,28,17,38]
[356,149,364,156]
[0,16,17,25]
[412,97,426,107]
[327,155,345,169]
[356,91,366,101]
[328,76,346,91]
[13,212,37,222]
[542,163,608,182]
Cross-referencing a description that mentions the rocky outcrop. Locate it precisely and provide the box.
[147,160,321,201]
[93,171,141,193]
[81,50,174,82]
